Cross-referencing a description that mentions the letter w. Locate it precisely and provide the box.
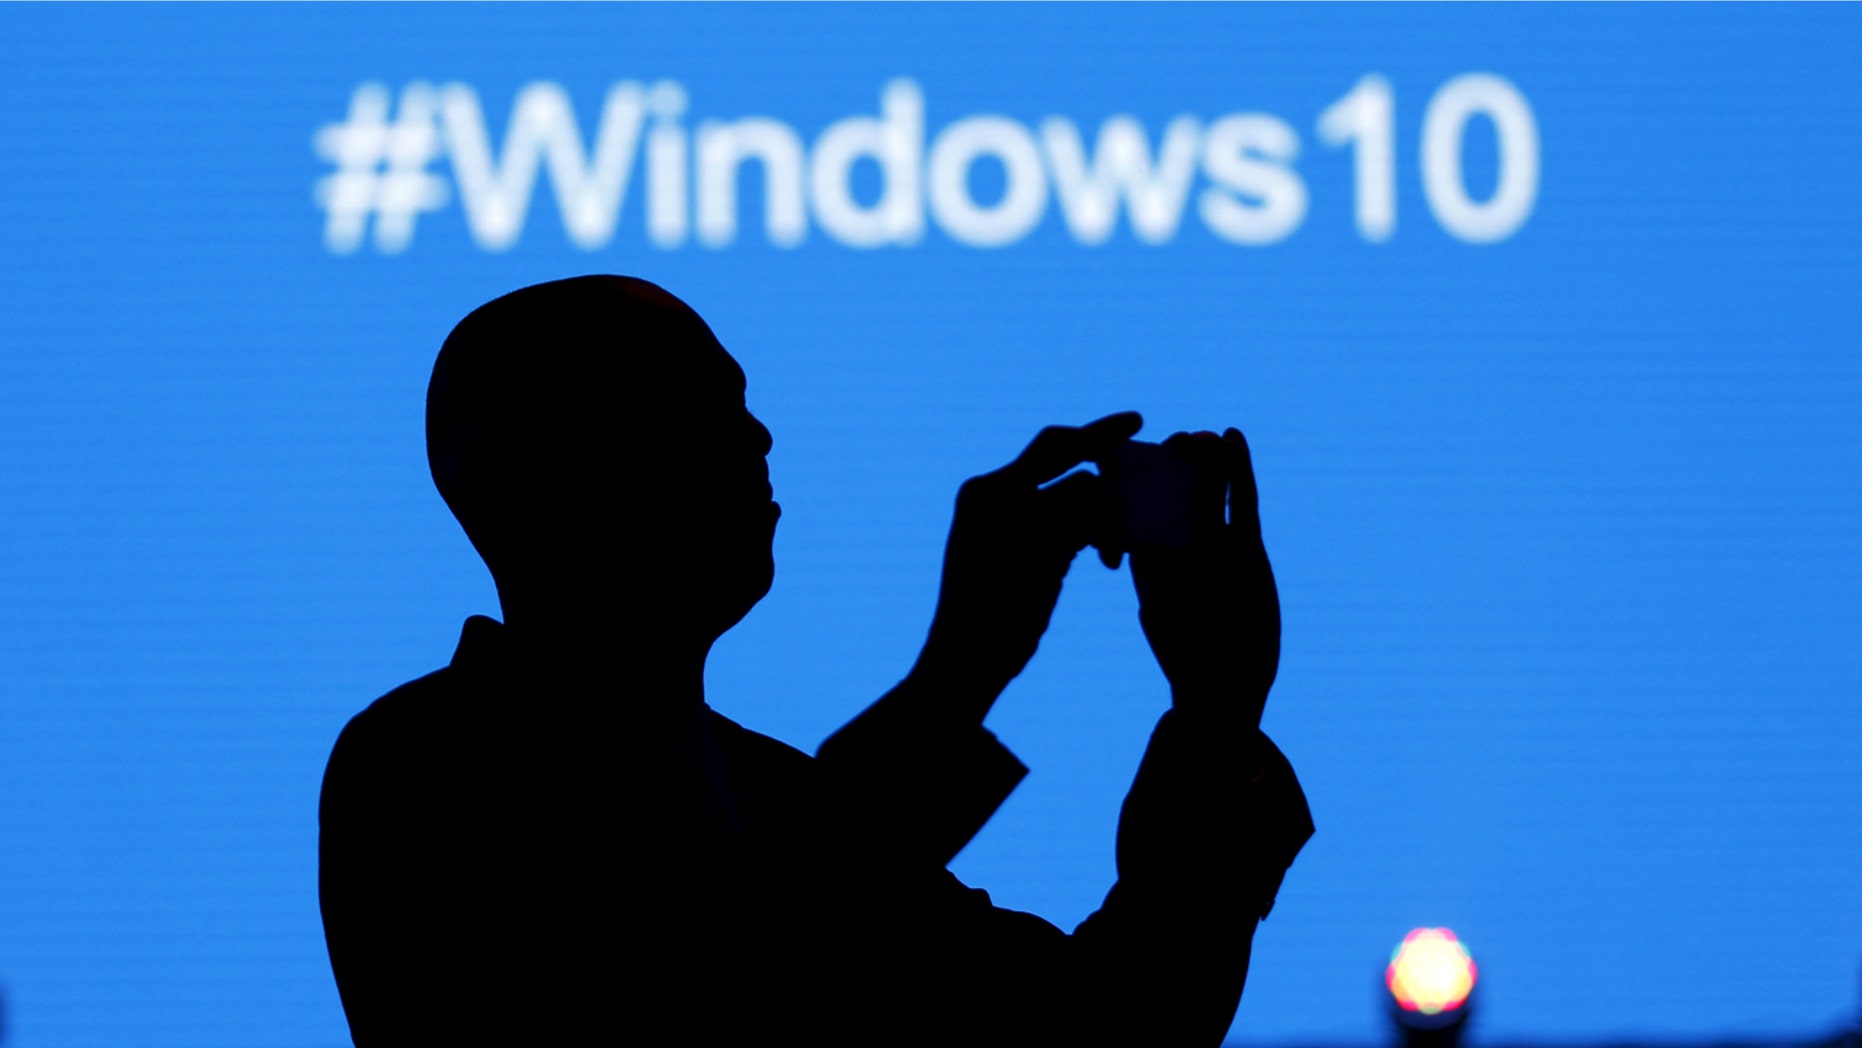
[440,82,647,251]
[1041,116,1201,245]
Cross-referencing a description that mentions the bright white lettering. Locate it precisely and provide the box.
[645,81,689,249]
[315,74,1539,254]
[1042,116,1201,245]
[927,116,1049,248]
[808,79,924,249]
[439,81,646,251]
[1421,73,1539,243]
[1199,114,1307,246]
[696,118,807,248]
[1318,74,1396,243]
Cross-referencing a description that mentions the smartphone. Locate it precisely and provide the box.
[1111,440,1198,551]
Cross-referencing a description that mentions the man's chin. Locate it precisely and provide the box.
[727,561,775,628]
[691,552,773,640]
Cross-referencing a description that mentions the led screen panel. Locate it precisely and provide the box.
[1,7,1858,1047]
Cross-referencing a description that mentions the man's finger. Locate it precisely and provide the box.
[997,412,1142,487]
[1079,411,1145,466]
[1083,410,1145,438]
[1224,427,1262,538]
[1037,469,1120,559]
[1164,431,1228,543]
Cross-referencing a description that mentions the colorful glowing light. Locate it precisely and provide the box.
[1386,928,1477,1015]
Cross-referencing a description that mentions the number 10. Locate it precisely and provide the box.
[1318,73,1540,243]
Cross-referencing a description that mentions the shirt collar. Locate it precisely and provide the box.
[449,614,508,674]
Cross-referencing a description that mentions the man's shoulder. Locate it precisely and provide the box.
[336,665,460,750]
[707,709,816,778]
[320,664,467,810]
[337,615,503,742]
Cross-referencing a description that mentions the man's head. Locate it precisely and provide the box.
[428,275,777,643]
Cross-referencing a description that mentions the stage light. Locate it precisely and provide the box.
[1387,927,1477,1016]
[1385,928,1476,1048]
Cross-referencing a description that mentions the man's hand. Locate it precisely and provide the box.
[907,412,1143,723]
[1129,428,1279,726]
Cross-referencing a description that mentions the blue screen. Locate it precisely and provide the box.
[1,6,1858,1046]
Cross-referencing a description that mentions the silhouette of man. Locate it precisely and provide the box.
[319,275,1313,1047]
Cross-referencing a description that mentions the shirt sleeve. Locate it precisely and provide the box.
[814,711,1312,1048]
[815,692,1028,867]
[1067,713,1315,1045]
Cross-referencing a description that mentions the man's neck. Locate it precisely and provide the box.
[495,608,712,718]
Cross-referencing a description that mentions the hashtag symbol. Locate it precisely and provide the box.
[314,83,450,254]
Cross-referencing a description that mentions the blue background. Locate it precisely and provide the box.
[1,6,1858,1047]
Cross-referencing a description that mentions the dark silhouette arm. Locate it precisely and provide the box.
[319,705,440,1047]
[816,675,1029,867]
[1062,426,1311,1042]
[809,709,1309,1047]
[319,678,602,1047]
[1068,711,1311,1045]
[816,422,1310,1046]
[818,413,1142,862]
